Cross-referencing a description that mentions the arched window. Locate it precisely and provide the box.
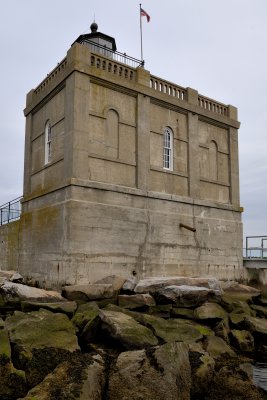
[44,121,52,164]
[163,127,173,170]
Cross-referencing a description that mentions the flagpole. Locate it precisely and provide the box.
[139,3,143,63]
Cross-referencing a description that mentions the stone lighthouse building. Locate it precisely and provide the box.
[19,24,242,286]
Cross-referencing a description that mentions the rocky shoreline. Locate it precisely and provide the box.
[0,271,267,399]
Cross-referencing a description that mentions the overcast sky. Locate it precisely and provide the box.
[0,0,266,242]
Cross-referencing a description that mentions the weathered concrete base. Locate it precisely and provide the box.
[0,182,242,288]
[244,259,267,295]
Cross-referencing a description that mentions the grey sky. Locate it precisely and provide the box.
[1,0,266,241]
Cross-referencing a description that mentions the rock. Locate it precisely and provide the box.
[99,309,158,349]
[244,315,267,337]
[72,302,101,343]
[21,300,77,316]
[155,285,216,307]
[20,353,105,400]
[0,317,4,329]
[10,272,24,283]
[95,275,126,291]
[135,276,222,294]
[131,313,214,343]
[0,329,27,399]
[118,293,156,309]
[239,362,254,380]
[230,330,254,353]
[251,304,267,318]
[213,319,230,343]
[257,296,267,306]
[229,312,247,328]
[72,302,100,331]
[62,284,114,302]
[148,304,172,318]
[220,295,256,315]
[189,342,215,398]
[171,307,195,319]
[221,282,261,302]
[5,309,80,387]
[194,302,227,321]
[108,342,191,400]
[122,276,138,292]
[204,336,236,359]
[0,281,64,304]
[0,270,18,280]
[205,365,262,400]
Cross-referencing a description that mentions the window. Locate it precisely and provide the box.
[45,121,52,164]
[163,127,173,170]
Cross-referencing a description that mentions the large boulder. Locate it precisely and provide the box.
[135,276,222,294]
[72,302,101,344]
[21,300,77,316]
[251,304,267,319]
[204,336,235,359]
[0,329,27,400]
[118,293,156,309]
[95,275,126,291]
[189,343,215,398]
[244,316,267,337]
[0,281,64,305]
[130,312,214,343]
[220,295,256,315]
[194,302,228,321]
[5,309,80,387]
[62,284,114,302]
[155,285,217,307]
[221,282,261,302]
[230,329,254,353]
[20,353,105,400]
[99,309,158,349]
[108,342,191,400]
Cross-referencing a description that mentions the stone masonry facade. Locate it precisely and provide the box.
[2,33,243,287]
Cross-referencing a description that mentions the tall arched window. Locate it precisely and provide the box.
[44,121,52,164]
[163,127,173,170]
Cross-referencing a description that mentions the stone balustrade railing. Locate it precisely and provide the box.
[198,94,228,116]
[90,54,136,81]
[150,76,186,101]
[34,58,67,95]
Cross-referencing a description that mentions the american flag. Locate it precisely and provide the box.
[140,7,150,22]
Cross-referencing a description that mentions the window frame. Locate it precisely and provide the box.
[44,121,52,165]
[163,127,173,171]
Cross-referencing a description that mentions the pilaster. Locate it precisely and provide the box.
[188,112,200,198]
[229,127,240,206]
[136,93,150,190]
[64,71,90,182]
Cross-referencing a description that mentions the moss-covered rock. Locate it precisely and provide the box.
[251,304,267,319]
[108,342,191,400]
[20,353,105,400]
[230,329,254,353]
[0,330,27,399]
[99,309,158,349]
[189,342,215,398]
[194,302,228,321]
[204,336,236,359]
[5,309,80,387]
[118,293,156,309]
[171,307,195,320]
[21,300,77,317]
[128,313,213,343]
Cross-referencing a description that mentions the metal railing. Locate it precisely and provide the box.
[0,196,22,226]
[244,236,267,259]
[80,39,144,68]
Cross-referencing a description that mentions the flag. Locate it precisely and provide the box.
[141,7,150,22]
